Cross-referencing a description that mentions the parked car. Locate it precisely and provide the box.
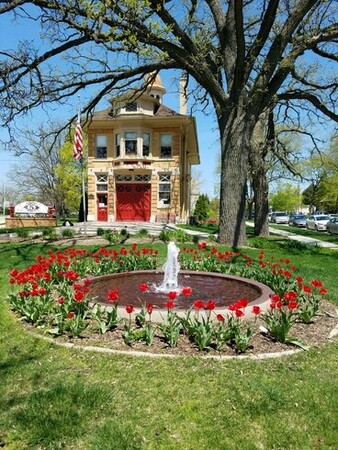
[326,217,338,235]
[270,211,289,224]
[288,214,307,228]
[306,214,331,231]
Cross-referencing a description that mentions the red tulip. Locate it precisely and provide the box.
[168,291,177,300]
[252,306,261,315]
[107,289,119,303]
[181,287,192,296]
[139,283,149,292]
[236,298,248,308]
[288,301,298,309]
[205,300,216,311]
[193,300,204,310]
[165,300,175,309]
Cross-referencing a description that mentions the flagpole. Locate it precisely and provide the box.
[81,158,87,236]
[76,94,87,235]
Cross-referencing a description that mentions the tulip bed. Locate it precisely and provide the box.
[7,243,334,354]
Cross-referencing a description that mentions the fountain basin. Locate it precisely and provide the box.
[87,270,274,322]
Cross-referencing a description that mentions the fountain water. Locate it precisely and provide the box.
[158,241,180,291]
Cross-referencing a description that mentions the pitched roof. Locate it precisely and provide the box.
[90,102,186,121]
[154,104,185,117]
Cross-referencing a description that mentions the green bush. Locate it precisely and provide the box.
[280,239,315,252]
[97,227,105,236]
[61,228,76,238]
[120,228,130,240]
[159,229,191,243]
[248,236,282,249]
[192,235,199,244]
[43,232,58,241]
[42,227,53,237]
[16,228,30,238]
[159,229,171,242]
[103,230,120,245]
[193,194,210,222]
[136,228,149,238]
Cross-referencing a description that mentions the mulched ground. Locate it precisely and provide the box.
[25,299,337,359]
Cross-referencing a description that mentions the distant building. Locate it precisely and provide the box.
[86,74,200,223]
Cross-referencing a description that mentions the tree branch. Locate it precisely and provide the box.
[312,44,338,61]
[252,0,318,100]
[245,0,280,82]
[278,91,338,121]
[231,0,246,98]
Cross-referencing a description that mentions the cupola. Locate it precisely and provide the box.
[146,72,166,103]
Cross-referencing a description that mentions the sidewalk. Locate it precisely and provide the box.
[268,227,338,249]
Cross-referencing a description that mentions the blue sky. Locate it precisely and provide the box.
[2,6,334,200]
[0,11,219,198]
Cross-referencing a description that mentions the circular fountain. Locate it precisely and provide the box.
[87,242,274,322]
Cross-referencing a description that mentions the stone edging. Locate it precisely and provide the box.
[24,320,338,361]
[25,330,315,361]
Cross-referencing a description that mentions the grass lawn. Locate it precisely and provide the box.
[1,240,338,449]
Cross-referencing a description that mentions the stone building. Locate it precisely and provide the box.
[86,74,200,223]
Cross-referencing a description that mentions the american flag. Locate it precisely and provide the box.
[73,114,83,162]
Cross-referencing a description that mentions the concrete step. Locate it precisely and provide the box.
[73,221,178,236]
[72,221,212,238]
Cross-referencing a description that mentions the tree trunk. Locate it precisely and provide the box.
[217,110,254,247]
[252,169,269,236]
[250,114,270,237]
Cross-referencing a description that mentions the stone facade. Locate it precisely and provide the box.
[86,75,200,224]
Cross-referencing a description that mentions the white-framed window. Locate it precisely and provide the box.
[125,132,138,155]
[158,173,171,206]
[114,131,151,157]
[96,174,108,192]
[160,134,172,158]
[115,133,121,157]
[96,135,107,159]
[143,132,150,156]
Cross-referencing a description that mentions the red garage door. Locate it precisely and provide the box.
[116,184,151,221]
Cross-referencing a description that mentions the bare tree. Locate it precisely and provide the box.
[250,110,307,236]
[9,125,82,216]
[249,111,272,237]
[0,0,337,246]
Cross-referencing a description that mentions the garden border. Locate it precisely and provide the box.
[25,325,338,361]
